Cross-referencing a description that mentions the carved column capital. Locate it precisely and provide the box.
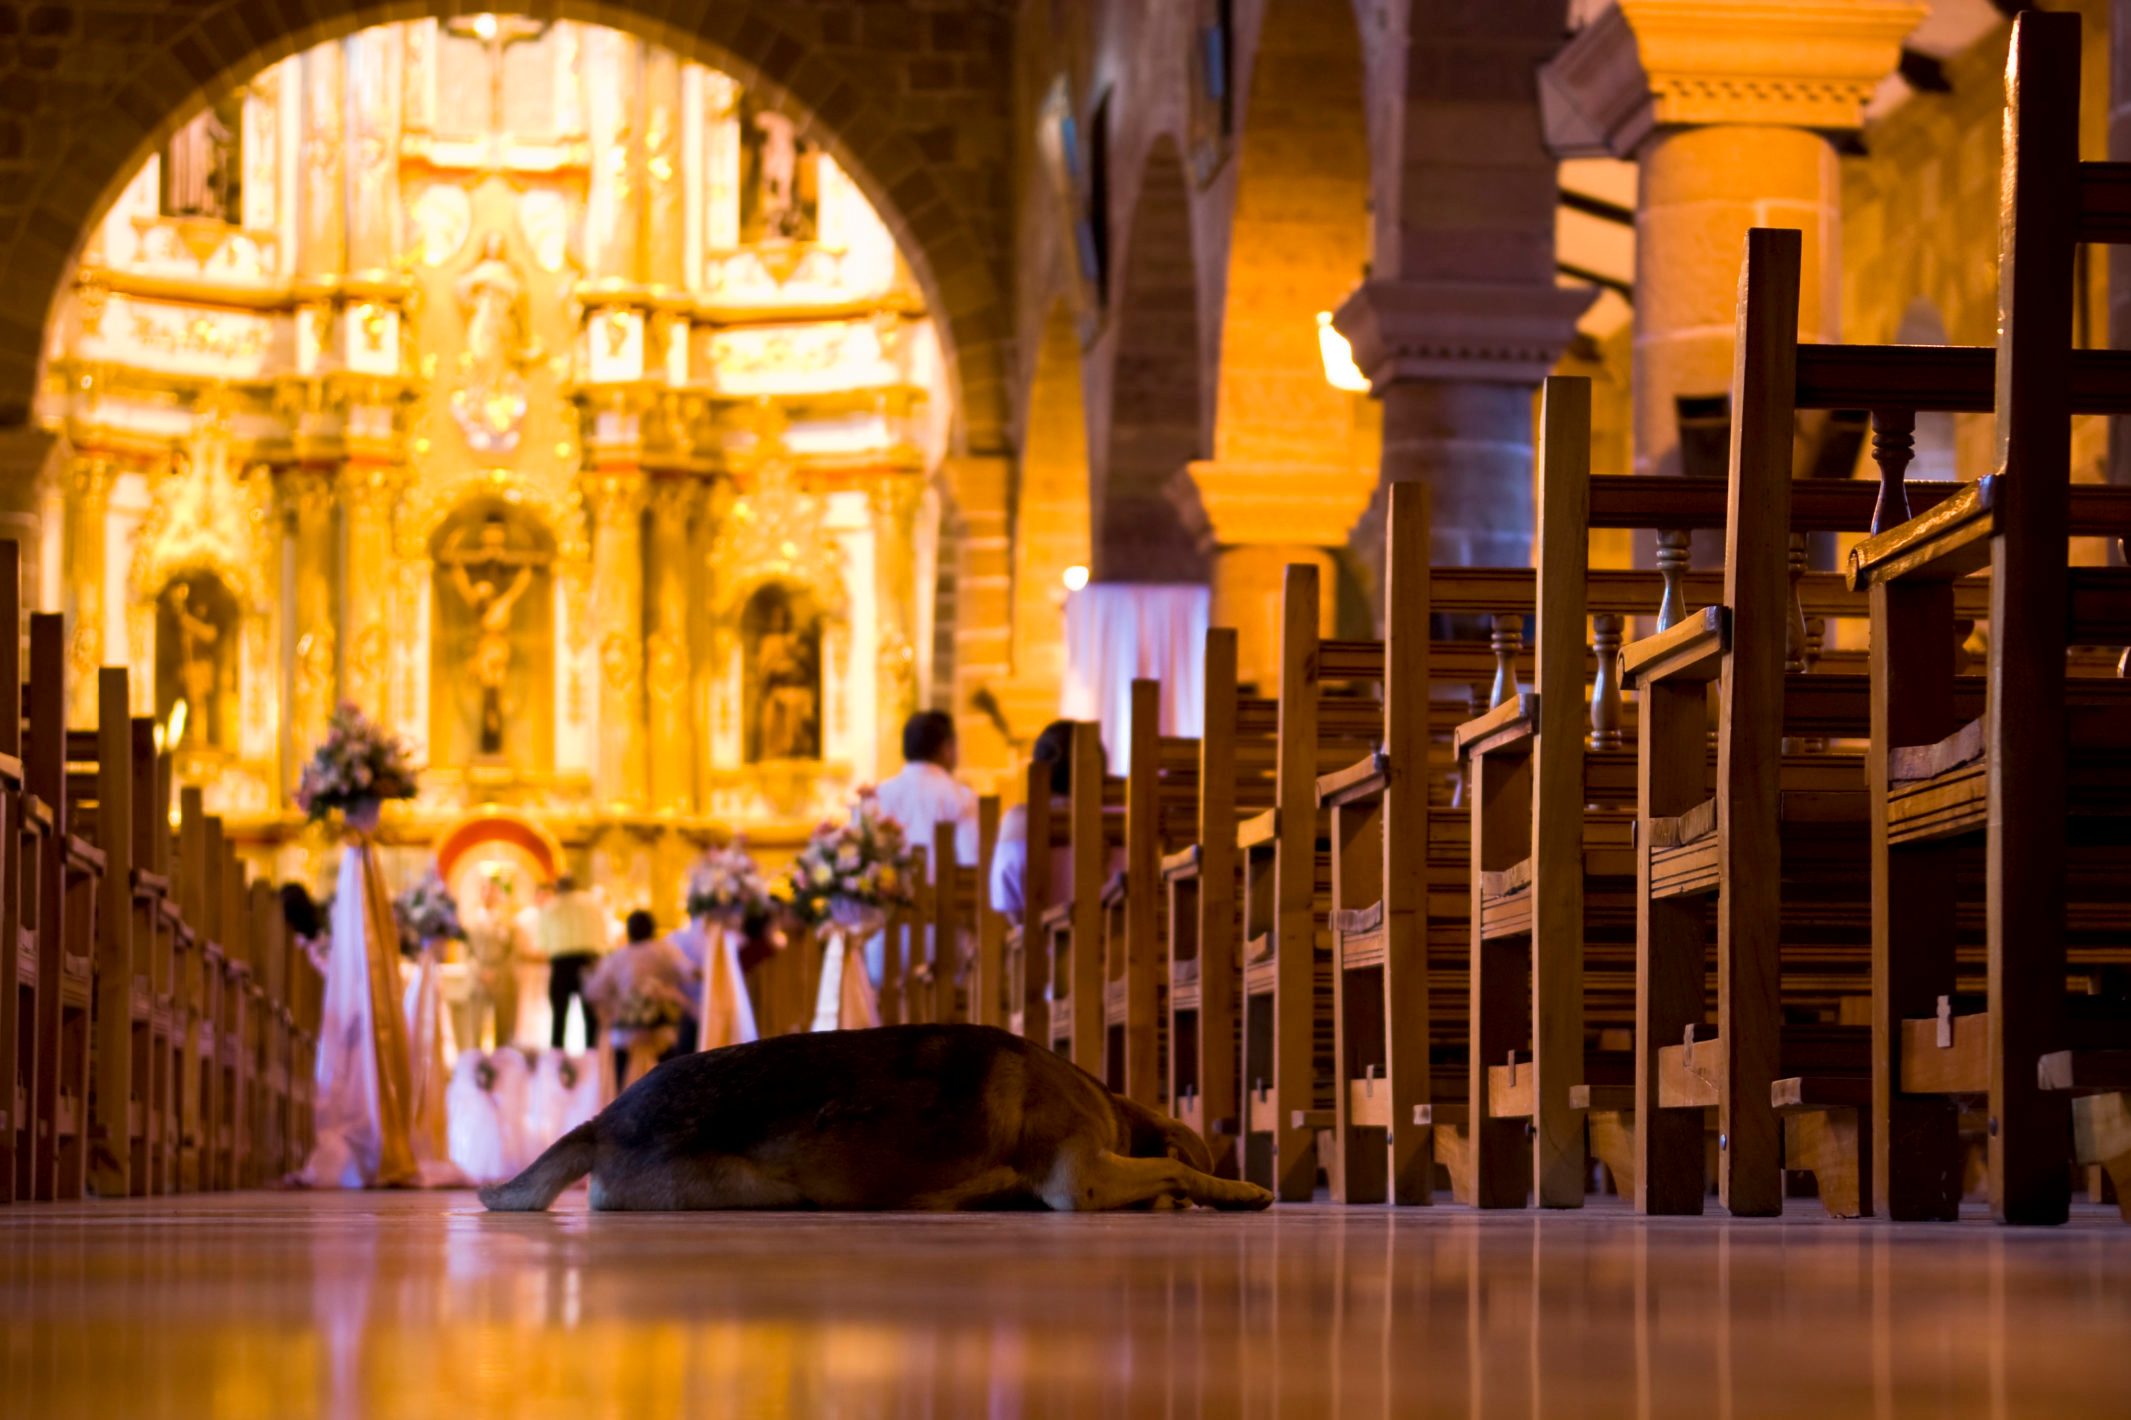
[1331,277,1594,392]
[581,467,648,528]
[645,472,703,531]
[1540,0,1927,157]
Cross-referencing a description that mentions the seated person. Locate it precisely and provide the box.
[586,910,698,1086]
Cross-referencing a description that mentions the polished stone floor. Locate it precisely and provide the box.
[4,1191,2130,1419]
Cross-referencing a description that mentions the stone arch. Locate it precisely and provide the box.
[1095,136,1208,583]
[0,0,1009,454]
[1009,298,1094,718]
[1201,0,1377,677]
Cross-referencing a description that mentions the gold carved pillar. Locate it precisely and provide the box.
[642,46,686,293]
[583,28,644,287]
[585,468,648,808]
[297,42,346,280]
[337,456,402,722]
[61,451,114,724]
[645,476,699,813]
[869,474,922,776]
[279,468,338,759]
[344,28,401,279]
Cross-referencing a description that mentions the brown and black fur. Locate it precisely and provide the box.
[479,1024,1274,1213]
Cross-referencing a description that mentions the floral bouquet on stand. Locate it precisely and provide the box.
[777,791,916,1031]
[392,868,465,959]
[686,843,784,966]
[295,703,420,830]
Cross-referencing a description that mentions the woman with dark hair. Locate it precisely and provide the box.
[988,719,1090,918]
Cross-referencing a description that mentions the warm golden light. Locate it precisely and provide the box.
[164,699,188,750]
[471,12,499,41]
[1315,311,1368,393]
[1062,565,1089,592]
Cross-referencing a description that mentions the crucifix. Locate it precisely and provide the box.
[437,515,551,756]
[443,12,550,147]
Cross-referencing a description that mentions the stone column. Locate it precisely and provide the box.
[870,474,923,776]
[278,468,338,762]
[645,476,699,813]
[1182,461,1353,690]
[336,452,402,722]
[584,467,648,808]
[61,450,113,723]
[296,42,346,281]
[939,454,1014,778]
[1334,282,1589,592]
[1541,0,1924,485]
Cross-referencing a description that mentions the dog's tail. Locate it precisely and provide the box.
[1111,1093,1215,1174]
[478,1121,597,1212]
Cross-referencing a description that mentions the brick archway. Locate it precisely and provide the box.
[0,0,1010,453]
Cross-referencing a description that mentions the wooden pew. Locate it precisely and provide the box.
[66,668,152,1198]
[25,612,103,1200]
[0,542,24,1204]
[176,787,221,1191]
[1046,722,1119,1078]
[1101,679,1198,1107]
[967,798,1006,1028]
[1311,485,1434,1204]
[922,799,1000,1028]
[1002,757,1052,1043]
[1847,11,2131,1225]
[1163,628,1269,1177]
[1239,565,1397,1200]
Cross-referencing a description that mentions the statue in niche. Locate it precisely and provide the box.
[450,232,540,454]
[744,585,820,763]
[155,575,237,752]
[740,100,819,243]
[163,95,243,222]
[439,516,548,756]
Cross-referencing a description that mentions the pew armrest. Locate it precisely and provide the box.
[1316,750,1389,808]
[1847,476,1996,588]
[1620,606,1728,688]
[1454,694,1539,761]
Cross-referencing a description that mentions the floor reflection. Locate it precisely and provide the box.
[4,1194,2130,1418]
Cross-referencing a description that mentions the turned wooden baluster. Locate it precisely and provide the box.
[1784,532,1810,674]
[1655,528,1690,631]
[1590,612,1623,749]
[2121,539,2129,678]
[1489,615,1522,708]
[1869,408,1916,535]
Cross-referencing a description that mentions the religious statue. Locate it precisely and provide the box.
[449,232,539,453]
[743,104,819,243]
[751,594,819,762]
[439,517,546,756]
[162,579,224,749]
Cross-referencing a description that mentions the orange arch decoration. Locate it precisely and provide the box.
[434,813,563,886]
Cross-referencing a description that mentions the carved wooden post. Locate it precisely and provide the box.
[1655,528,1690,631]
[1784,532,1810,674]
[1590,613,1623,749]
[1869,408,1916,535]
[1489,615,1522,708]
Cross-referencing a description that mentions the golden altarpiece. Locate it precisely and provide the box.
[34,17,949,908]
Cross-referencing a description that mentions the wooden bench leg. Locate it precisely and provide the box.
[2072,1093,2131,1224]
[1782,1108,1870,1219]
[1588,1109,1635,1200]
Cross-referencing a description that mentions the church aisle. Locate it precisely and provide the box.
[4,1192,2129,1418]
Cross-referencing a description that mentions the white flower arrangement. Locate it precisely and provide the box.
[294,702,419,823]
[774,789,916,928]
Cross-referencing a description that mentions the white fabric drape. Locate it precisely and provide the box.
[699,924,760,1052]
[1060,583,1208,770]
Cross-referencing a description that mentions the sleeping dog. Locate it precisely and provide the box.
[479,1024,1274,1212]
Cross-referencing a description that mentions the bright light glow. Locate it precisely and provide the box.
[1062,565,1090,592]
[1316,311,1369,393]
[472,13,499,41]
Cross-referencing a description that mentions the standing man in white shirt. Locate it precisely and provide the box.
[867,711,979,991]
